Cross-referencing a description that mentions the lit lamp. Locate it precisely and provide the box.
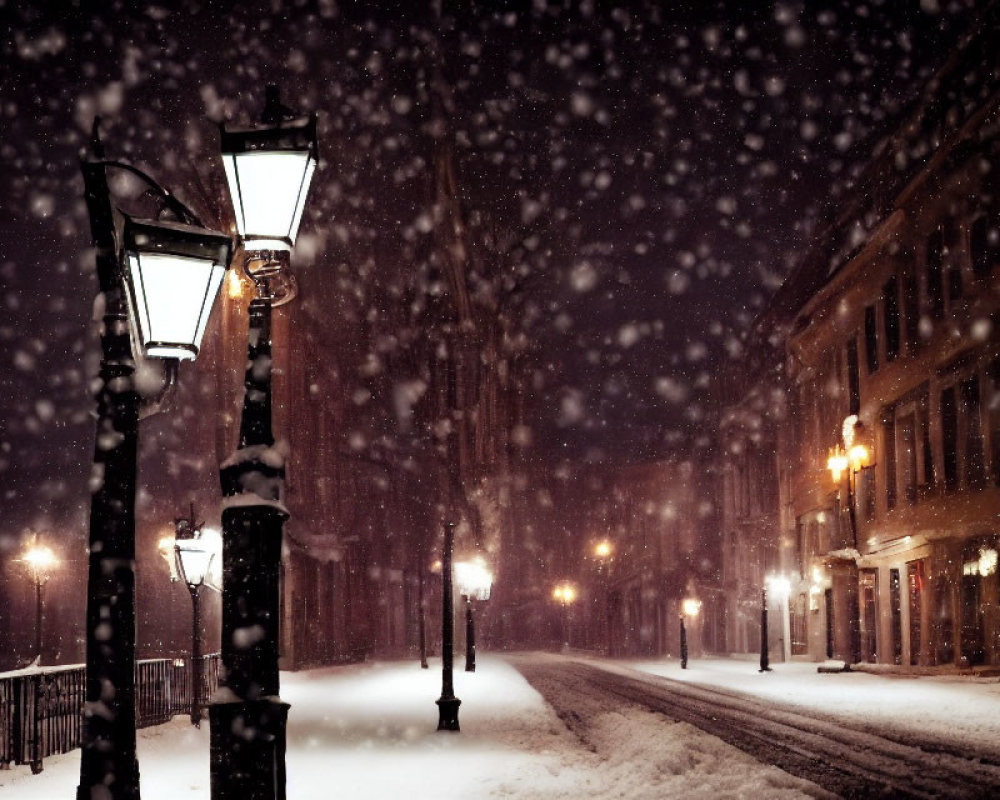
[827,414,872,549]
[593,540,613,656]
[212,86,318,800]
[21,543,57,666]
[679,598,701,670]
[123,218,231,361]
[78,121,232,800]
[164,506,217,727]
[455,558,493,673]
[553,582,577,650]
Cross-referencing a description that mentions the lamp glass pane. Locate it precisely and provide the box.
[128,252,224,361]
[226,151,313,243]
[176,542,213,587]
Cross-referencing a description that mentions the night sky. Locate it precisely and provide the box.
[0,0,982,543]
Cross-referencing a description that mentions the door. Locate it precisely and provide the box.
[859,570,877,662]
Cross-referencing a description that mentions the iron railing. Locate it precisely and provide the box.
[0,653,220,774]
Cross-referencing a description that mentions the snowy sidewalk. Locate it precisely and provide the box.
[0,654,824,799]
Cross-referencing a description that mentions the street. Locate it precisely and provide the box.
[511,654,1000,799]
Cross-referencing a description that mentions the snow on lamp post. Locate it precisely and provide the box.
[20,542,57,666]
[552,582,577,651]
[455,557,492,673]
[212,85,317,800]
[163,505,218,727]
[77,121,232,800]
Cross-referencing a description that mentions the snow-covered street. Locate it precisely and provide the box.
[0,654,826,799]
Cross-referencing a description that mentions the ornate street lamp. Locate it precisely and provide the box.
[455,557,492,673]
[552,582,577,651]
[20,542,57,666]
[211,86,317,800]
[77,121,232,800]
[162,506,217,727]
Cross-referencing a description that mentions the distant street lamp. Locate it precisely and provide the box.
[760,575,791,672]
[436,522,461,731]
[77,121,232,800]
[552,582,577,651]
[161,505,217,727]
[593,540,613,655]
[20,542,57,665]
[455,557,493,673]
[680,598,701,670]
[211,86,318,800]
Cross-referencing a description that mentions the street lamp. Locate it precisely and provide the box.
[162,506,217,727]
[826,414,871,669]
[436,522,461,731]
[760,574,791,672]
[212,86,318,800]
[455,557,493,672]
[680,598,701,670]
[20,542,57,666]
[77,121,232,800]
[552,582,577,651]
[593,540,613,655]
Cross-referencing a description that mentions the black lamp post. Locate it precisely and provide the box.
[455,557,492,673]
[77,122,232,800]
[21,542,57,665]
[759,585,771,673]
[552,582,576,651]
[167,505,217,727]
[679,615,688,669]
[210,87,317,800]
[436,521,461,731]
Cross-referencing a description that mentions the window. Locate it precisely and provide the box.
[883,410,897,511]
[941,386,958,490]
[846,338,861,415]
[864,305,879,374]
[961,376,985,486]
[926,228,945,320]
[903,266,920,353]
[988,360,1000,486]
[883,276,900,362]
[971,216,998,279]
[948,267,963,303]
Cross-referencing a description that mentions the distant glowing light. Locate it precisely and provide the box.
[682,598,702,617]
[766,574,791,599]
[22,545,57,581]
[594,540,613,559]
[553,582,577,605]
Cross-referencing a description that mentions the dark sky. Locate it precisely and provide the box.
[0,0,983,543]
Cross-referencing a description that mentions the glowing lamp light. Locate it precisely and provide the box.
[594,540,613,559]
[23,545,57,582]
[553,582,577,605]
[175,535,215,589]
[766,574,791,600]
[220,113,318,252]
[682,598,702,617]
[827,445,849,483]
[455,557,493,601]
[849,444,870,473]
[123,217,232,361]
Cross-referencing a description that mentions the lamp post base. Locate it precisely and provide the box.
[436,696,461,731]
[210,699,289,800]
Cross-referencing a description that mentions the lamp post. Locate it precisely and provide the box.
[20,542,57,665]
[436,522,461,731]
[827,414,871,668]
[594,540,613,655]
[680,598,701,670]
[552,582,577,651]
[759,585,771,673]
[455,557,493,673]
[77,122,232,800]
[211,86,317,800]
[163,505,217,727]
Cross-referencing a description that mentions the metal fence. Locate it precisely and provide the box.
[0,653,221,774]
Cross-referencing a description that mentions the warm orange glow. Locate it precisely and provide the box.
[553,582,577,604]
[226,267,245,299]
[594,540,613,559]
[22,545,57,581]
[849,444,870,472]
[827,445,848,482]
[682,598,702,617]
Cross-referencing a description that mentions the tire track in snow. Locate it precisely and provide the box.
[509,655,1000,799]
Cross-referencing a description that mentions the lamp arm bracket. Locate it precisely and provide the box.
[88,159,206,228]
[138,358,180,421]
